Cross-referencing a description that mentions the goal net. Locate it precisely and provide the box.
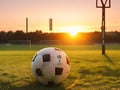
[8,40,31,45]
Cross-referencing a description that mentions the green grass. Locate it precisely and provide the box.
[0,44,120,90]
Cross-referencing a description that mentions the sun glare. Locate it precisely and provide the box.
[69,30,78,36]
[61,26,82,36]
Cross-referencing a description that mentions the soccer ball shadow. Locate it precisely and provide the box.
[12,80,65,90]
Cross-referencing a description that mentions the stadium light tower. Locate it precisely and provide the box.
[26,17,31,48]
[26,17,29,42]
[49,18,53,31]
[26,17,28,33]
[96,0,111,55]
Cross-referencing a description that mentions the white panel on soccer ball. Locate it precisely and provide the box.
[42,63,55,81]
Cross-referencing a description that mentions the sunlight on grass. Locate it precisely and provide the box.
[0,45,120,89]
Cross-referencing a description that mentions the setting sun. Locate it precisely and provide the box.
[61,26,83,36]
[69,31,78,36]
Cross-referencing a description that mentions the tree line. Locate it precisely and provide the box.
[0,30,120,44]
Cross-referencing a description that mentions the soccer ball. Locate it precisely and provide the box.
[31,47,70,85]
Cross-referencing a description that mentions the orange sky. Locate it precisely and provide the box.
[0,0,120,33]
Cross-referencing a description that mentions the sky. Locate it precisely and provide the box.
[0,0,120,33]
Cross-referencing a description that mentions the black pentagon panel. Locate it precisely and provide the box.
[66,57,70,65]
[55,67,63,75]
[32,54,37,62]
[43,54,50,62]
[54,48,61,51]
[36,68,42,76]
[47,81,55,86]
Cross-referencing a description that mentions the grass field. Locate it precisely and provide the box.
[0,44,120,90]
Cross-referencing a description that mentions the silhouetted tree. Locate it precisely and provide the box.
[0,30,120,44]
[0,31,6,43]
[12,30,25,40]
[5,31,14,41]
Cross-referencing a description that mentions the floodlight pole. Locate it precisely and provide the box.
[26,17,28,33]
[26,17,29,41]
[96,0,111,55]
[49,18,53,31]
